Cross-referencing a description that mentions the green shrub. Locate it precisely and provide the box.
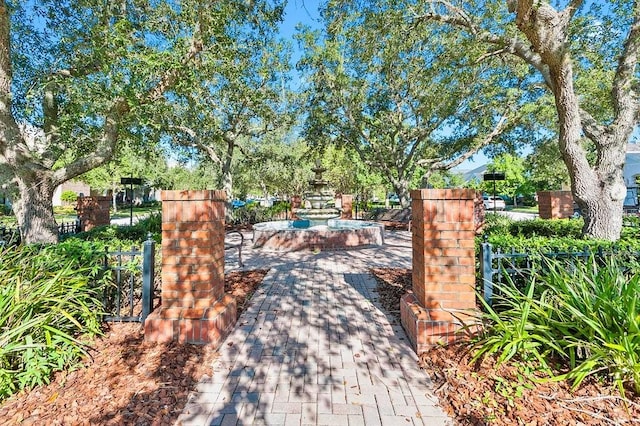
[73,212,161,244]
[478,214,640,254]
[227,202,291,225]
[112,212,161,242]
[621,215,640,240]
[60,190,78,204]
[485,234,611,253]
[481,216,584,239]
[482,213,513,236]
[268,200,290,215]
[472,256,640,396]
[508,218,583,238]
[0,245,104,400]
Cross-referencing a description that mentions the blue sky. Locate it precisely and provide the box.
[280,0,323,74]
[281,0,323,38]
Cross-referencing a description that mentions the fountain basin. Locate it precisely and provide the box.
[253,219,384,251]
[295,208,341,227]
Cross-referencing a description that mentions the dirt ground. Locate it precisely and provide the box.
[0,269,269,426]
[370,267,640,426]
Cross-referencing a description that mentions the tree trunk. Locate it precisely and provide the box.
[567,134,626,240]
[511,1,630,241]
[219,139,234,201]
[550,59,626,241]
[111,181,118,213]
[220,163,233,202]
[392,179,411,208]
[578,188,624,239]
[12,173,59,244]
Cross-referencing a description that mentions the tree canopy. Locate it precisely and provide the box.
[0,0,285,243]
[418,0,640,240]
[163,10,293,199]
[298,0,544,207]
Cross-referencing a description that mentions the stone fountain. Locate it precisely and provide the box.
[252,160,384,251]
[294,160,341,227]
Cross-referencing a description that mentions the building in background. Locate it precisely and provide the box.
[52,181,91,207]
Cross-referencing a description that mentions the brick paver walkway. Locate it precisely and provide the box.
[177,231,452,425]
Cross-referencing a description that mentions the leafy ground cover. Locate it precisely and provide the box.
[0,269,268,425]
[371,268,640,425]
[0,244,105,400]
[4,215,639,426]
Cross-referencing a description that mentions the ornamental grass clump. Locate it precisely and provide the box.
[473,255,640,396]
[0,245,104,401]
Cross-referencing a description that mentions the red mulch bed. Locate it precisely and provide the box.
[370,268,640,425]
[0,269,269,426]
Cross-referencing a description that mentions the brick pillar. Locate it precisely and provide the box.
[76,196,111,231]
[290,195,302,219]
[537,190,574,219]
[144,190,237,345]
[401,189,477,353]
[340,194,353,219]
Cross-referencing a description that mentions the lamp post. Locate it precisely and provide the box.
[120,177,143,226]
[483,172,505,214]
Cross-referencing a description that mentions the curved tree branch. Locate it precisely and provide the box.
[145,22,204,104]
[171,124,224,166]
[610,1,640,134]
[49,13,207,187]
[51,99,129,187]
[419,109,511,171]
[411,4,554,89]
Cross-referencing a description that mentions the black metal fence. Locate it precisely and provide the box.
[0,225,20,246]
[0,221,80,246]
[479,242,623,305]
[59,220,80,238]
[101,235,156,323]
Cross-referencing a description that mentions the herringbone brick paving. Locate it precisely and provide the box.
[177,231,452,425]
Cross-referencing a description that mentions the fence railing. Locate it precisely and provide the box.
[101,235,156,323]
[59,220,80,237]
[0,225,20,246]
[0,221,80,246]
[479,242,615,305]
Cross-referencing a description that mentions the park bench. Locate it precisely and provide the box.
[367,207,412,231]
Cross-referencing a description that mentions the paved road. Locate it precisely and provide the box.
[491,210,537,221]
[176,231,452,425]
[110,214,148,226]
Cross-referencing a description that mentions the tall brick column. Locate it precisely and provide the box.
[340,194,353,219]
[401,189,477,353]
[144,190,237,345]
[76,196,110,231]
[290,195,302,219]
[537,190,574,219]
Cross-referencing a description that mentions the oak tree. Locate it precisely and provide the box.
[0,0,282,243]
[419,0,640,240]
[299,1,530,207]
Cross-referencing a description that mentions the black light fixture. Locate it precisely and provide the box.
[483,172,506,214]
[120,177,143,226]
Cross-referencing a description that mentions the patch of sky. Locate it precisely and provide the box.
[279,0,322,86]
